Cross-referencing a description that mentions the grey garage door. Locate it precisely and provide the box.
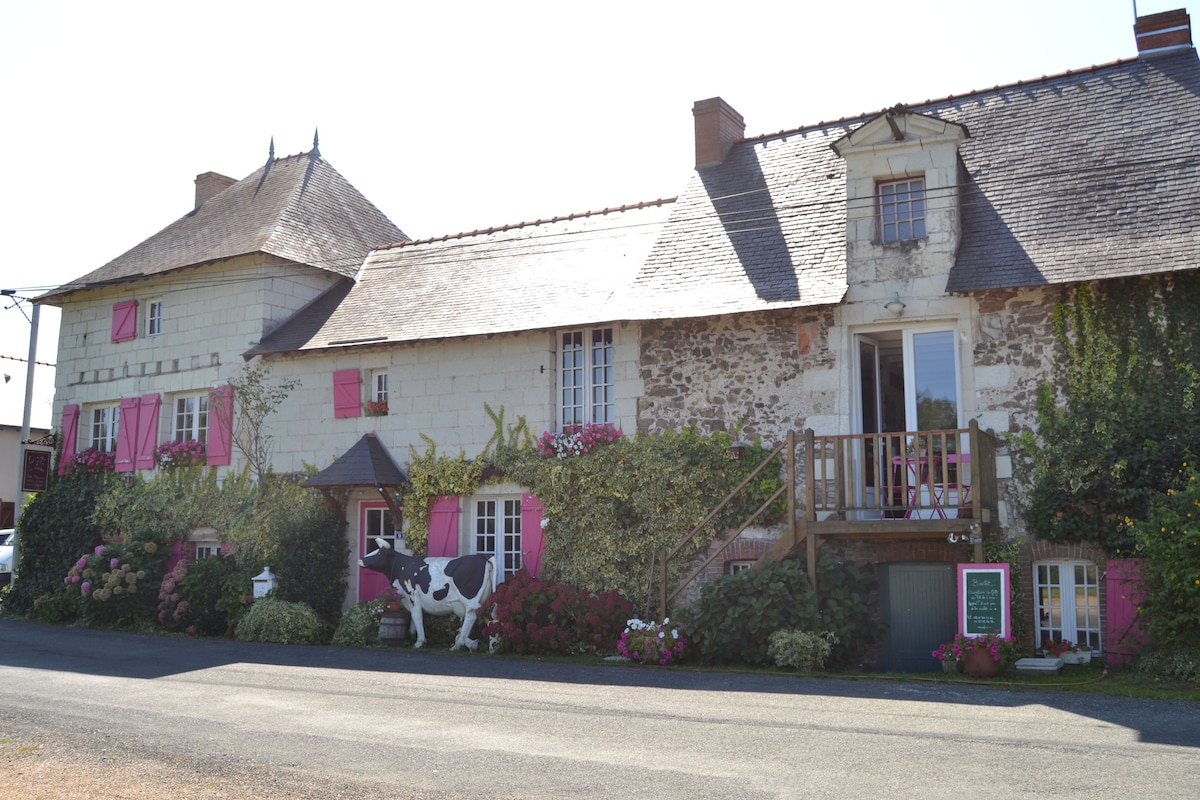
[880,562,957,672]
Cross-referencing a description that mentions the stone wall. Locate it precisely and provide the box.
[637,307,836,444]
[636,284,1073,542]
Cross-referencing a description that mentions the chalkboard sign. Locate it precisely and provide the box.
[22,449,51,493]
[957,564,1010,638]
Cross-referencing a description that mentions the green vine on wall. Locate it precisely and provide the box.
[402,407,785,615]
[1011,276,1200,552]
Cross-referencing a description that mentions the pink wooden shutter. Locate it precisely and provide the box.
[1105,559,1147,668]
[135,393,161,470]
[206,385,234,466]
[111,300,138,343]
[333,369,362,418]
[58,404,80,475]
[427,496,460,557]
[166,541,185,574]
[521,493,546,577]
[115,397,141,472]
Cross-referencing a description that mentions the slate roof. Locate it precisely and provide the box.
[41,149,407,303]
[631,122,849,318]
[246,199,674,355]
[639,48,1200,309]
[302,433,408,489]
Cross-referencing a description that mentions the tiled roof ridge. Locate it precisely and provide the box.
[739,55,1139,145]
[379,196,677,250]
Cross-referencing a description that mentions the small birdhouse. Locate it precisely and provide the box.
[252,566,278,599]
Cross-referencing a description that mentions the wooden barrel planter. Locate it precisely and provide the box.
[379,611,411,647]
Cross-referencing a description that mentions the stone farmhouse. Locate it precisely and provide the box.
[38,10,1199,668]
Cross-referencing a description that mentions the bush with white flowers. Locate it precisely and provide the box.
[617,617,688,665]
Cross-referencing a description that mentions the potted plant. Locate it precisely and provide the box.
[373,586,405,615]
[1044,638,1080,663]
[932,631,1018,677]
[931,641,961,673]
[365,399,389,417]
[1076,643,1094,664]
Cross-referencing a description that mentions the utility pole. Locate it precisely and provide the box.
[5,289,41,584]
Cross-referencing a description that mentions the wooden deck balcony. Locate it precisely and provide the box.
[805,420,999,539]
[659,421,1000,614]
[761,421,999,593]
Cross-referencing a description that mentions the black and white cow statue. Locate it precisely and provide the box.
[358,538,497,651]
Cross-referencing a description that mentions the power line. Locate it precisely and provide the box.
[3,150,1197,297]
[0,354,55,368]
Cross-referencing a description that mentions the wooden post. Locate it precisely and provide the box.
[801,430,817,592]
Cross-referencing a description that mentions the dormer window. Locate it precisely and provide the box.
[878,177,926,242]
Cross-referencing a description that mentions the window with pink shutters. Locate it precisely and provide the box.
[115,397,141,472]
[520,493,545,577]
[58,405,80,475]
[333,369,362,418]
[111,299,138,343]
[134,394,161,470]
[206,385,233,466]
[427,496,460,557]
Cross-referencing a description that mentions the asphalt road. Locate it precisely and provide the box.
[2,619,1198,799]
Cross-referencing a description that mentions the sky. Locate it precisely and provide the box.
[0,0,1187,430]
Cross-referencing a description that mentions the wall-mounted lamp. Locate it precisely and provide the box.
[884,292,906,316]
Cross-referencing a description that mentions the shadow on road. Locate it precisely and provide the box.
[3,617,1197,749]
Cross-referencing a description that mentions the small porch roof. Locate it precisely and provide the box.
[302,433,408,489]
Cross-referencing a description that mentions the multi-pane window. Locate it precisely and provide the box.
[90,405,120,452]
[474,498,522,579]
[1034,561,1102,652]
[372,370,389,403]
[560,327,614,429]
[365,506,397,550]
[146,300,163,337]
[878,177,926,242]
[173,394,209,444]
[195,543,217,561]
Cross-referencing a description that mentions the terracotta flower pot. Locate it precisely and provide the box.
[962,647,1001,678]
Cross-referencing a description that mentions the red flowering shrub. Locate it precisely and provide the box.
[480,571,633,655]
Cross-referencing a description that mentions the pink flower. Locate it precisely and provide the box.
[81,582,91,595]
[110,558,119,569]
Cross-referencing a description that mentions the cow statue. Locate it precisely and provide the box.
[358,538,497,651]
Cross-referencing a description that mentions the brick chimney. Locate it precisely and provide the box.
[693,97,745,168]
[1135,8,1192,56]
[194,171,236,210]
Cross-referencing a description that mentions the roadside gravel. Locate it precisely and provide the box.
[0,720,459,800]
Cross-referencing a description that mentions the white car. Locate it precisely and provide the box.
[0,528,14,587]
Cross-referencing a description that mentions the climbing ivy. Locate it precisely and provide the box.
[1012,276,1200,553]
[403,408,785,614]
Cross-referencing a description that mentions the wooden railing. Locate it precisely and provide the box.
[657,421,999,617]
[806,420,996,525]
[657,432,795,619]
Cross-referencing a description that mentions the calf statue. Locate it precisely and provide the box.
[359,538,497,651]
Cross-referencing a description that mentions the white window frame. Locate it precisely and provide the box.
[173,393,209,444]
[878,177,926,243]
[90,404,120,452]
[472,495,523,580]
[728,560,755,575]
[559,327,614,430]
[364,504,398,550]
[371,370,389,404]
[854,324,962,434]
[1034,560,1102,652]
[146,299,164,337]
